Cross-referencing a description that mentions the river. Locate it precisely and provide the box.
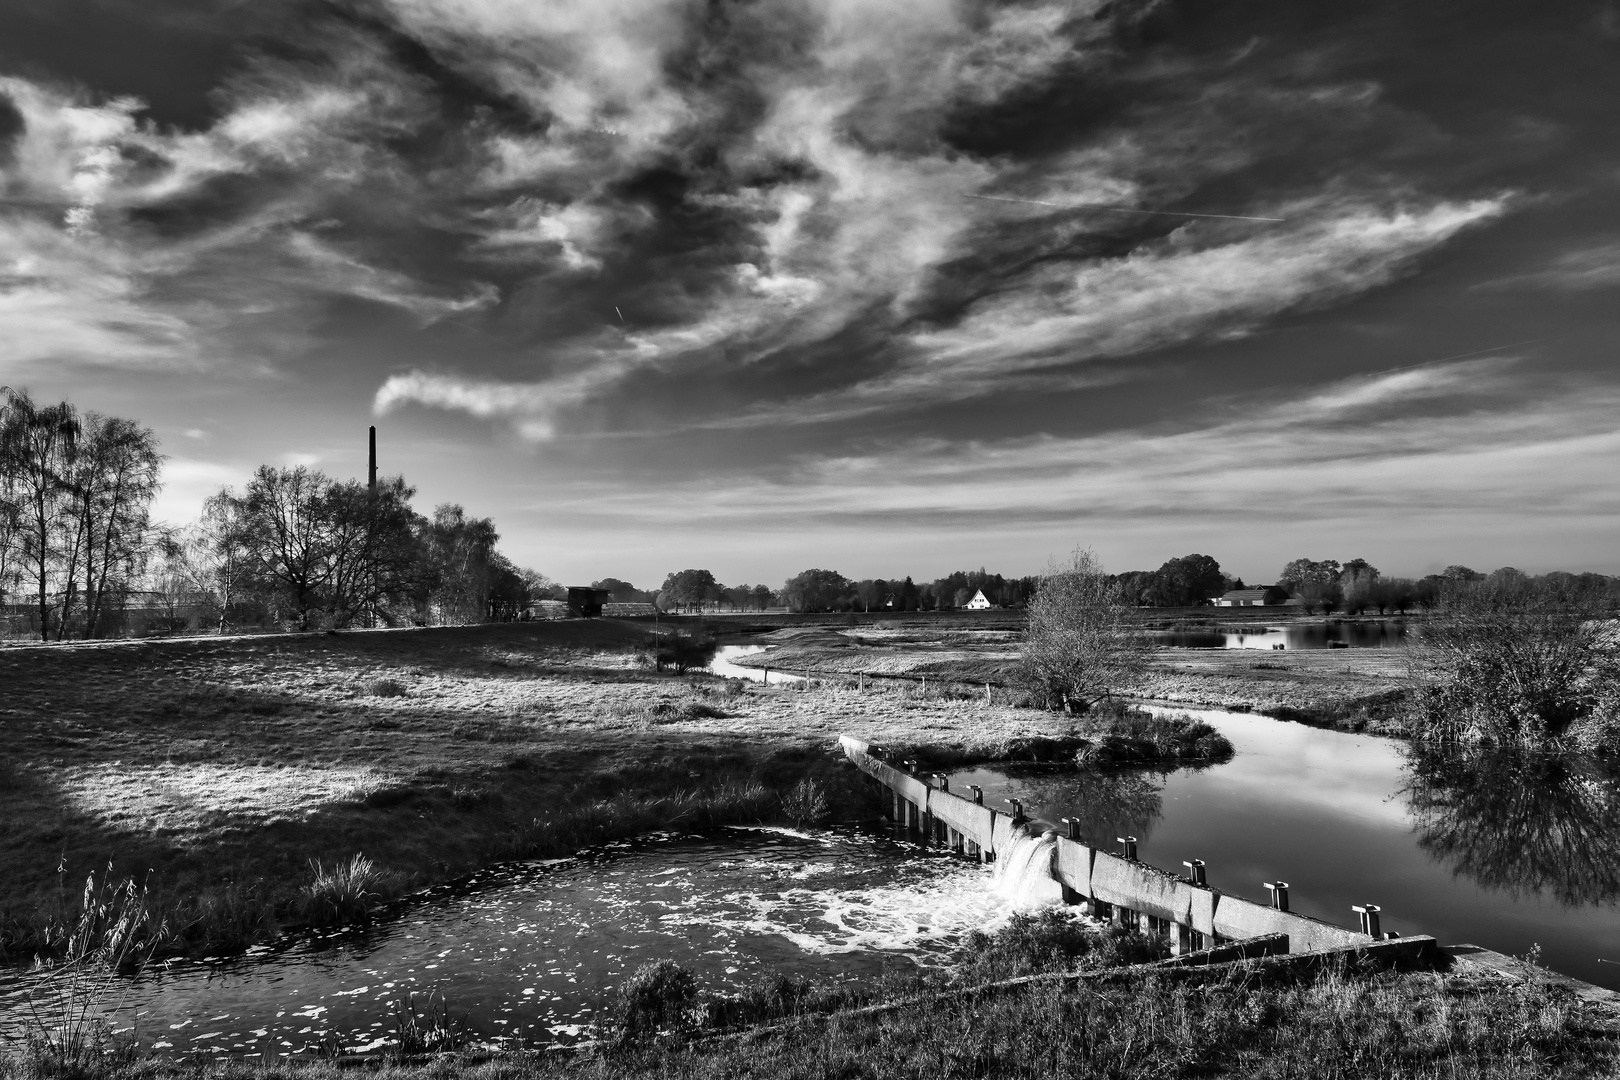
[948,707,1620,991]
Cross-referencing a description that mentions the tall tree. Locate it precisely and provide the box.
[424,504,500,624]
[661,568,719,612]
[0,389,81,640]
[164,488,255,632]
[323,476,420,627]
[64,414,163,638]
[1020,548,1147,713]
[242,465,335,629]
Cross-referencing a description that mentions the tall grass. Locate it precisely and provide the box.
[298,856,397,928]
[14,870,159,1080]
[387,989,467,1057]
[497,783,777,860]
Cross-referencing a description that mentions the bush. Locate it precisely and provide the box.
[657,630,720,674]
[1408,578,1620,748]
[781,777,831,827]
[957,909,1168,980]
[1074,712,1233,766]
[613,961,699,1040]
[364,677,408,698]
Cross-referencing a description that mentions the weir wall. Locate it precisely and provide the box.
[841,734,1378,956]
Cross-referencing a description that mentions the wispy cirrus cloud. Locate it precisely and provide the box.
[535,358,1617,535]
[1478,239,1620,292]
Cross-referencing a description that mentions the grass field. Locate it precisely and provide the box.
[721,615,1412,732]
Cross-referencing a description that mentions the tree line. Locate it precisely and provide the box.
[584,567,1045,614]
[590,556,1620,617]
[1,388,557,639]
[1022,548,1620,754]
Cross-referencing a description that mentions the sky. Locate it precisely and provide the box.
[3,0,1619,589]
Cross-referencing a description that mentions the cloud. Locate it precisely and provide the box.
[537,359,1620,534]
[1479,240,1620,291]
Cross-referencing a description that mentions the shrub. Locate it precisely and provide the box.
[364,677,408,698]
[781,778,831,827]
[1408,578,1620,748]
[1074,713,1233,766]
[613,961,699,1040]
[657,631,719,674]
[957,909,1168,981]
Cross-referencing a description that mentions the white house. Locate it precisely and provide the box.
[966,589,993,610]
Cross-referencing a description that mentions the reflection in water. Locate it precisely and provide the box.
[1152,621,1407,650]
[1403,747,1620,907]
[982,766,1166,845]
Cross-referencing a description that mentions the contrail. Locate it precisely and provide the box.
[615,306,625,324]
[967,192,1286,223]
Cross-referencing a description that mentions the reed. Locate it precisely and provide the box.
[12,870,158,1080]
[298,855,397,928]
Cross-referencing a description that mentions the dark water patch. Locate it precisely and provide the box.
[1153,620,1408,650]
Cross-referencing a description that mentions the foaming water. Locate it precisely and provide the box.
[0,827,1002,1058]
[991,828,1065,908]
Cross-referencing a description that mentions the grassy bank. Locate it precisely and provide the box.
[9,949,1616,1080]
[880,705,1234,771]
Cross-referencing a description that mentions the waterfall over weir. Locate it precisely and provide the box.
[991,826,1066,908]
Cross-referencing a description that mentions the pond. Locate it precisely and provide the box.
[0,828,997,1058]
[1151,621,1407,650]
[948,708,1620,991]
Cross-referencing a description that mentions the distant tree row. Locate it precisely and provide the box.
[1271,558,1620,615]
[590,556,1620,618]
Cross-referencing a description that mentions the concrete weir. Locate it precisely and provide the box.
[841,734,1417,960]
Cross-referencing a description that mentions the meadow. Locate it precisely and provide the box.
[0,618,1107,960]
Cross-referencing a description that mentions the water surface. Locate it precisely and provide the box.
[707,645,805,684]
[949,709,1620,990]
[0,827,996,1057]
[1152,621,1407,650]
